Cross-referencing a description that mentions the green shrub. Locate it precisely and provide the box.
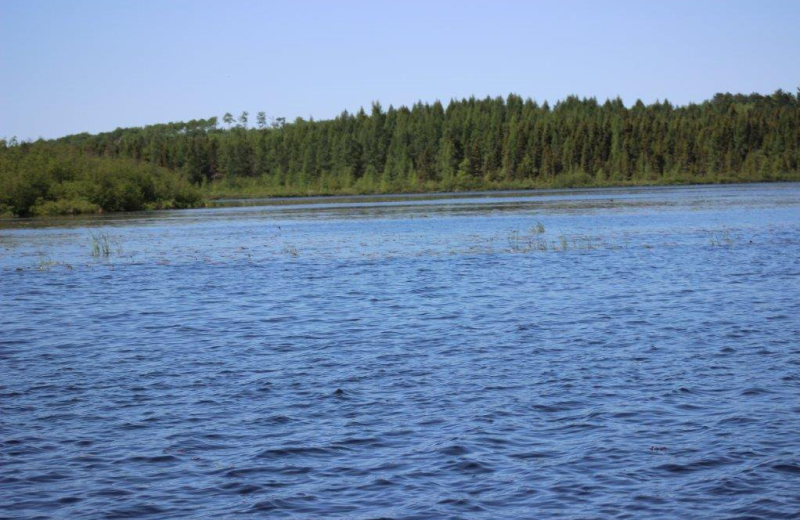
[0,144,202,217]
[30,198,101,216]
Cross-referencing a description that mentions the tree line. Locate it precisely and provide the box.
[2,90,799,215]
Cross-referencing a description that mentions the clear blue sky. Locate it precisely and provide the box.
[2,0,798,140]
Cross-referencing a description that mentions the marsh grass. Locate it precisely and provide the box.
[501,220,673,254]
[709,229,734,247]
[35,254,72,271]
[502,225,744,256]
[37,255,57,271]
[506,225,605,253]
[90,232,121,257]
[508,221,550,252]
[282,245,299,257]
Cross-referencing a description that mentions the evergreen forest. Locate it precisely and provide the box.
[2,90,799,216]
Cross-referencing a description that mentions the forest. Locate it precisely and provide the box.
[2,90,799,216]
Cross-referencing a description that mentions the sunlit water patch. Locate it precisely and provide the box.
[1,183,799,519]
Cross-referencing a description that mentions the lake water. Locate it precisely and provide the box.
[2,183,799,519]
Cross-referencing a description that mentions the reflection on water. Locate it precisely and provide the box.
[2,183,800,519]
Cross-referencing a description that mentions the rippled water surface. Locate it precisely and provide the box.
[2,184,800,519]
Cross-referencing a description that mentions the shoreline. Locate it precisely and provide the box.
[204,177,800,205]
[3,178,799,227]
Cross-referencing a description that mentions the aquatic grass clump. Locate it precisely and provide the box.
[508,222,549,252]
[503,227,615,254]
[91,232,110,257]
[37,255,57,271]
[90,231,121,257]
[709,230,734,247]
[282,245,299,257]
[33,254,72,271]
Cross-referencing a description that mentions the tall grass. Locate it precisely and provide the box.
[709,230,734,247]
[90,232,118,257]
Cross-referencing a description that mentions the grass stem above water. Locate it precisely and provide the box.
[90,232,121,258]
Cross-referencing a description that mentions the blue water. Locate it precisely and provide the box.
[2,183,799,519]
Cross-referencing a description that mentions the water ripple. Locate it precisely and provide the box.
[1,184,799,519]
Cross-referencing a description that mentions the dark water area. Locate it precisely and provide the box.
[1,183,799,519]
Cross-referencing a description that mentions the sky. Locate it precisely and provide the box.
[1,0,799,140]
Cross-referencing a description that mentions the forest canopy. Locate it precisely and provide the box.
[2,90,799,216]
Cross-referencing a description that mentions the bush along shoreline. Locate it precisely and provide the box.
[0,145,201,217]
[3,90,799,217]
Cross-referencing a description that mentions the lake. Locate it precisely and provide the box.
[1,183,799,519]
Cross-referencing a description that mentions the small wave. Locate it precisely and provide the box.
[772,463,800,474]
[439,444,470,456]
[258,446,334,458]
[124,455,179,464]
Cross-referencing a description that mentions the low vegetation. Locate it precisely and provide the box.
[90,231,120,257]
[0,144,201,217]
